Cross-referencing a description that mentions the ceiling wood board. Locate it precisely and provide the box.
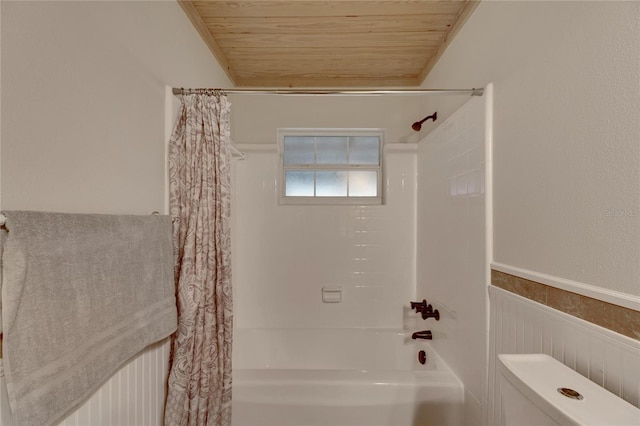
[190,1,468,17]
[179,0,479,87]
[203,16,457,34]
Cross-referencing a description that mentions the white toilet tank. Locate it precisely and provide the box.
[497,354,640,426]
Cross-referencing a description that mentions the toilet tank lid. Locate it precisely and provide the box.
[498,354,640,426]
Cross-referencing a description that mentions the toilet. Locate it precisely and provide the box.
[497,353,640,426]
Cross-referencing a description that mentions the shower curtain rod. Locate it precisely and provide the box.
[172,87,484,97]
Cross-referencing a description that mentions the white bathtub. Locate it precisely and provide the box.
[231,328,464,426]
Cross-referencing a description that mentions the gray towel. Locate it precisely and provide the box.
[0,227,6,332]
[1,211,177,426]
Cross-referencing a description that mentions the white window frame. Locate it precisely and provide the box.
[278,128,385,205]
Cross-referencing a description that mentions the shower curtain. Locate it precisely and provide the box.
[164,92,233,426]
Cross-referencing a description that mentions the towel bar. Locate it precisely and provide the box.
[0,212,163,228]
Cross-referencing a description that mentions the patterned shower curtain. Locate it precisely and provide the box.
[164,92,233,426]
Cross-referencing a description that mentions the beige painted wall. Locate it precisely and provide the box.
[230,94,423,144]
[420,1,640,296]
[4,0,637,298]
[1,1,232,215]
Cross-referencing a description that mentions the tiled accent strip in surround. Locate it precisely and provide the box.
[491,269,640,341]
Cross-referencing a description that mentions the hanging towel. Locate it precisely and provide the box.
[0,227,6,334]
[0,211,177,426]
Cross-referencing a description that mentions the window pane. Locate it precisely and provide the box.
[349,171,378,196]
[349,136,380,165]
[316,136,348,165]
[284,136,315,165]
[285,170,314,196]
[316,171,347,197]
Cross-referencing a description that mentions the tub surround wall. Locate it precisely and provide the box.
[232,144,416,330]
[416,95,488,424]
[233,328,438,371]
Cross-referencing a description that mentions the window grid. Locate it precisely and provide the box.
[279,130,383,204]
[285,137,379,197]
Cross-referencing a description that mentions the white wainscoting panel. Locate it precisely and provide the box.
[0,339,171,426]
[488,286,640,425]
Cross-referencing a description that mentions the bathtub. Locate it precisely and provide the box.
[231,328,464,426]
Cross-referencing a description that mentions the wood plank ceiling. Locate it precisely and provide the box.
[180,1,479,87]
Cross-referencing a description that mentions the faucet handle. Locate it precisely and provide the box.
[421,308,440,321]
[410,299,428,312]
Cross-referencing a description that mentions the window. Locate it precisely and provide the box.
[279,129,384,204]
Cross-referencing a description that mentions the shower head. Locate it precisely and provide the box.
[411,112,437,131]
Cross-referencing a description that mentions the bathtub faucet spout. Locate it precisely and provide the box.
[411,330,433,340]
